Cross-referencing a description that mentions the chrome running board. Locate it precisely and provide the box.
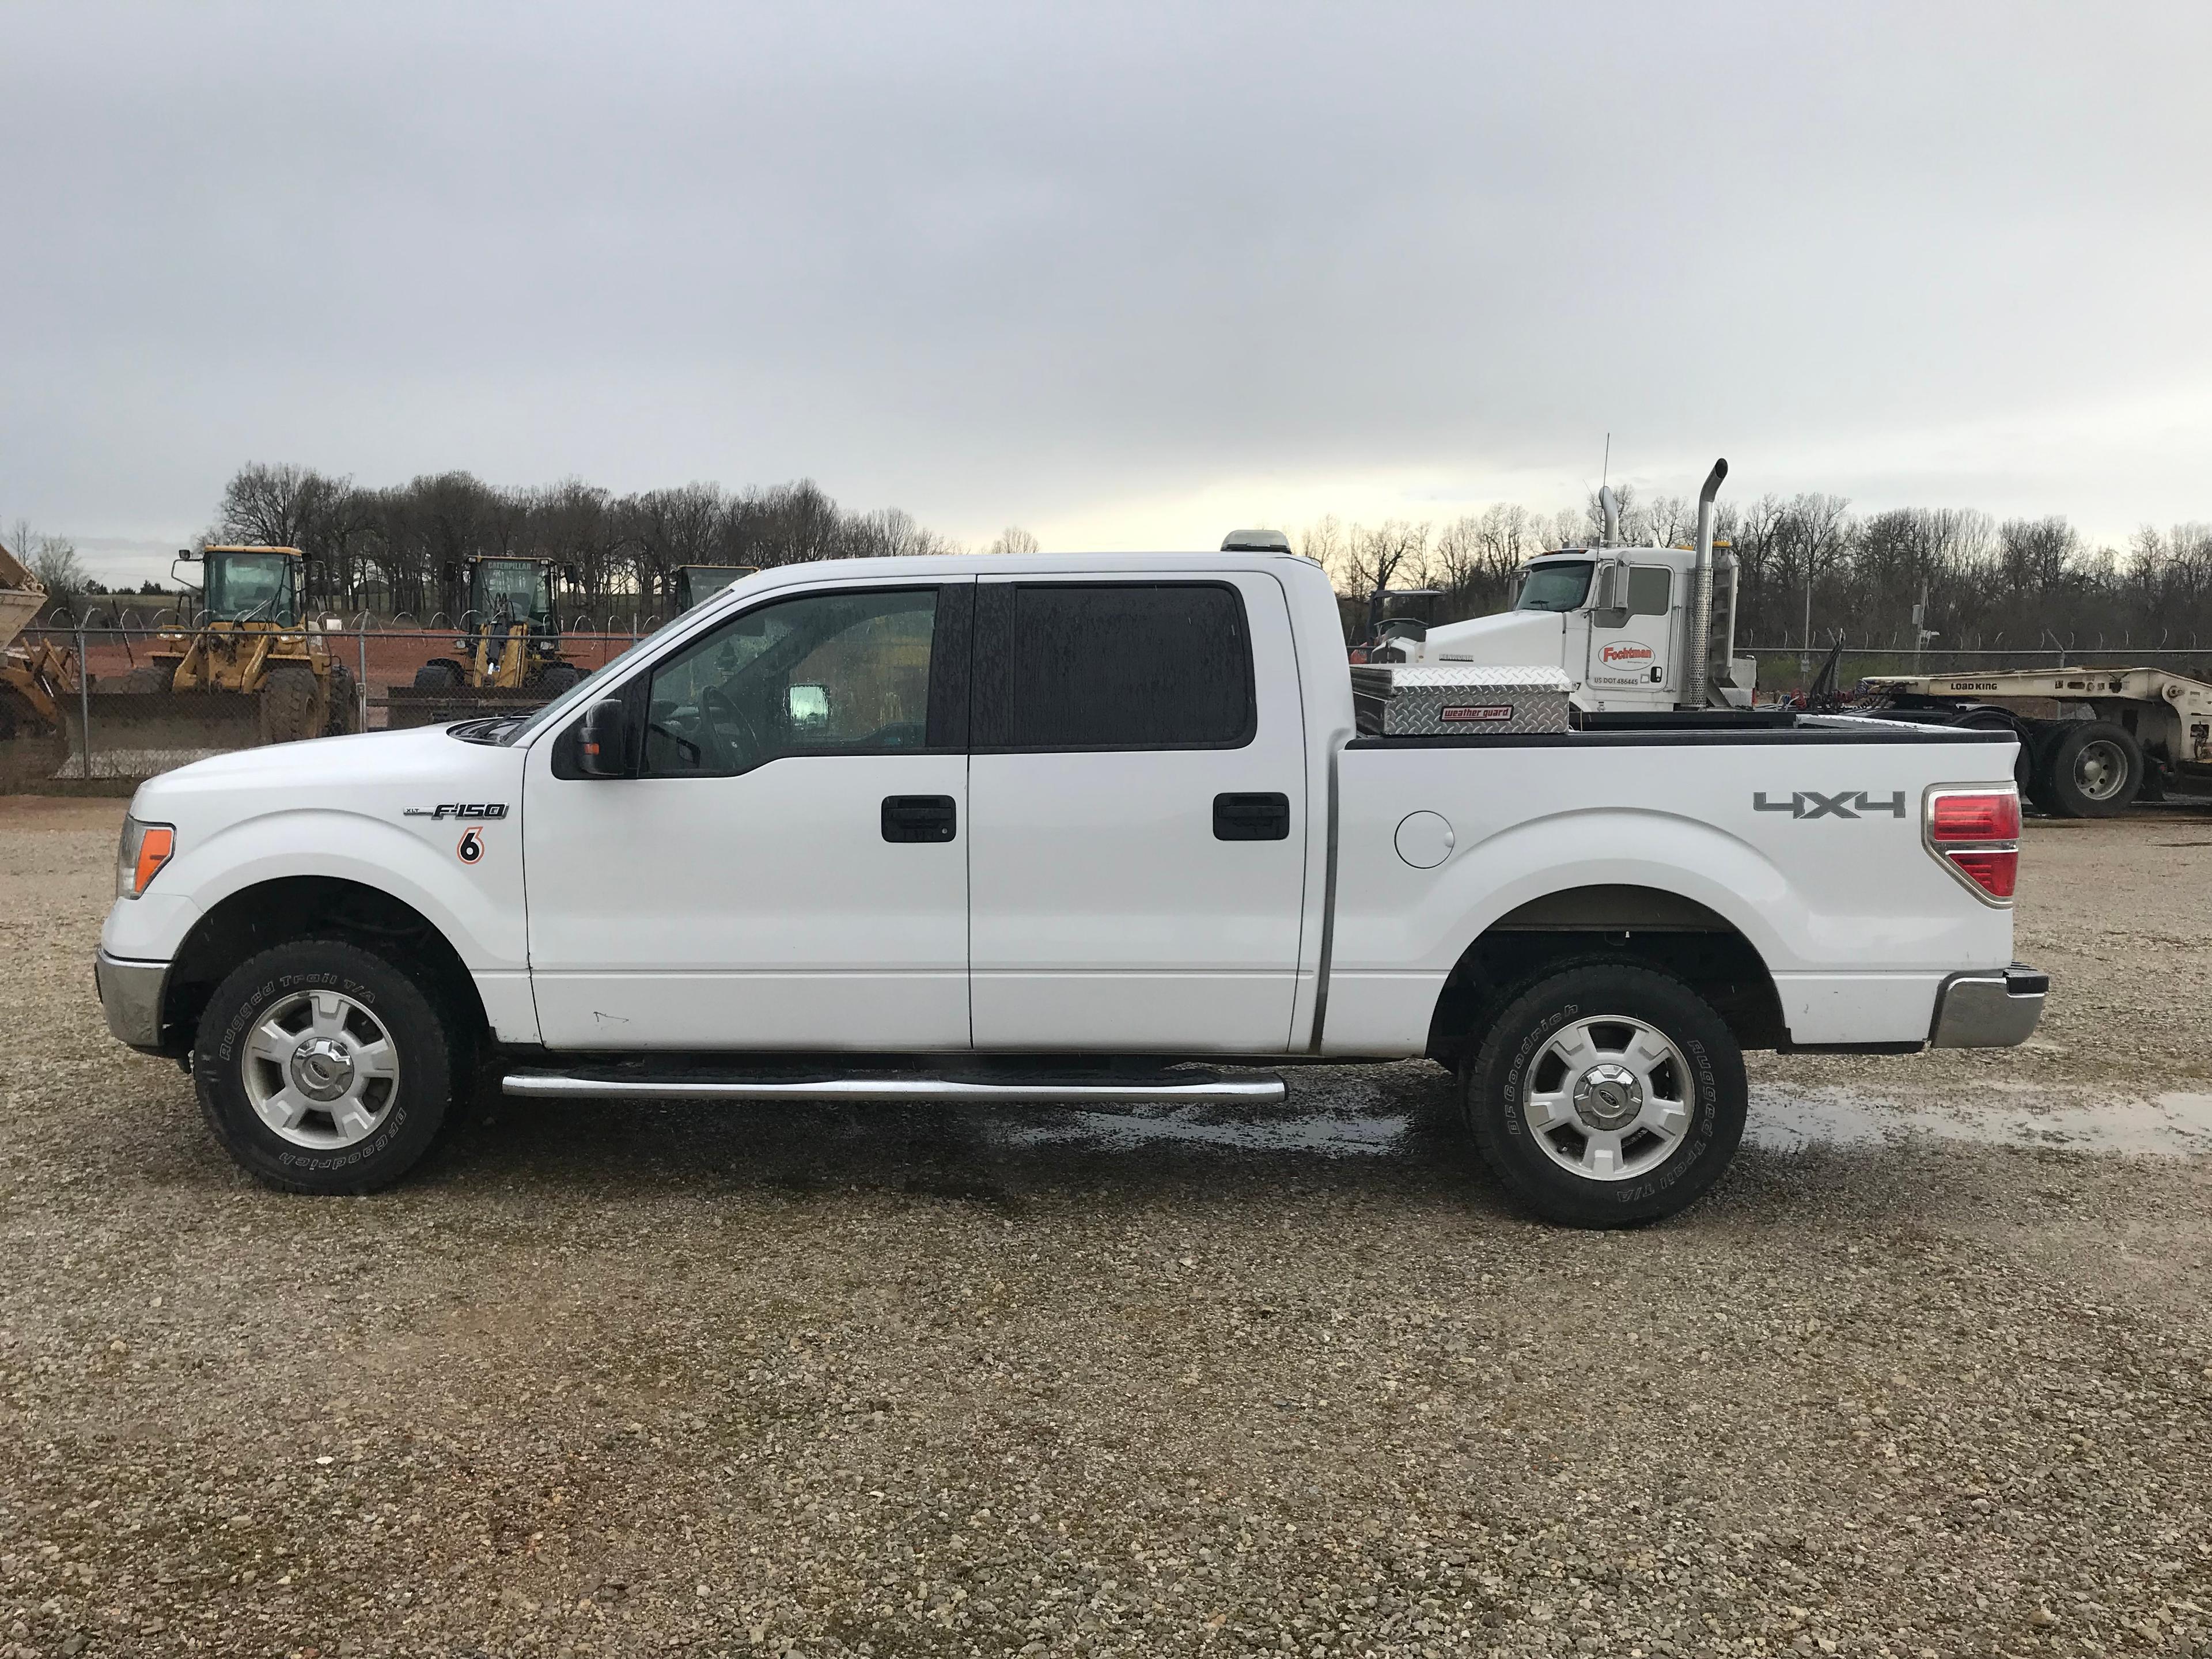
[502,1066,1286,1106]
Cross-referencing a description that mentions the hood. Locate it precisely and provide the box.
[1410,609,1566,668]
[129,722,526,834]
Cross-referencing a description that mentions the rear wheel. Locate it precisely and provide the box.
[532,661,581,696]
[121,664,172,693]
[2044,721,2141,817]
[192,940,460,1194]
[412,658,463,691]
[1463,963,1747,1228]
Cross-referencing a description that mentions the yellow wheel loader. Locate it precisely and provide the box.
[388,555,580,728]
[104,546,357,753]
[0,538,77,748]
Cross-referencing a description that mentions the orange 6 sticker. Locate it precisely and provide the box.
[457,828,486,865]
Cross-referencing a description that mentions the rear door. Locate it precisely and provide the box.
[966,572,1308,1051]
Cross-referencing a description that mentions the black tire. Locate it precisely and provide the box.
[2044,720,2141,818]
[192,940,460,1194]
[260,661,320,743]
[1463,963,1747,1229]
[413,658,463,691]
[1953,707,2033,797]
[2021,722,2065,816]
[532,661,581,696]
[122,664,172,694]
[324,661,359,735]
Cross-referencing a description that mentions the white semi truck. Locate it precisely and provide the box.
[96,544,2041,1228]
[1359,461,1759,715]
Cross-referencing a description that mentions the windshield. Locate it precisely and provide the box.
[467,566,548,628]
[1515,561,1593,613]
[473,559,551,624]
[203,553,299,624]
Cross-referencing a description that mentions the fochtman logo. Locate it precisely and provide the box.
[1601,643,1654,664]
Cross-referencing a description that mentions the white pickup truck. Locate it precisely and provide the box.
[95,548,2044,1226]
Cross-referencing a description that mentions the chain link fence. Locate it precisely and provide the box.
[14,618,2212,794]
[1,618,666,793]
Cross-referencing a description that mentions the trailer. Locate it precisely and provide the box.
[1857,665,2212,817]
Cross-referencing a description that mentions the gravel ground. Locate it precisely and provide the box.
[3,798,2210,1659]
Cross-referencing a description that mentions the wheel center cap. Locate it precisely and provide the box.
[1572,1063,1644,1131]
[290,1037,355,1102]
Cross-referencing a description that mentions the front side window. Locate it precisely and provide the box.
[994,582,1253,749]
[1626,566,1672,616]
[203,554,299,624]
[643,587,937,775]
[1515,562,1593,613]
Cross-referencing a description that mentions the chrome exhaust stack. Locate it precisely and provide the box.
[1681,458,1728,709]
[1599,484,1621,544]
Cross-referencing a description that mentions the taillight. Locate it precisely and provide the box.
[1925,788,2020,905]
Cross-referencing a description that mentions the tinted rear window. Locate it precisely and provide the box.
[1002,583,1253,749]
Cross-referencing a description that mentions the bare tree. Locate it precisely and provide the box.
[986,527,1039,557]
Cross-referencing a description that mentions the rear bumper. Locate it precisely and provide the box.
[1929,963,2047,1048]
[94,950,170,1054]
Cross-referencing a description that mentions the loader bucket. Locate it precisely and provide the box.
[383,685,552,730]
[66,690,264,777]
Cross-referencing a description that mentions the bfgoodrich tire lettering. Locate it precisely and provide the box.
[1464,963,1747,1228]
[194,940,459,1194]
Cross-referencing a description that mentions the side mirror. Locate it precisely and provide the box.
[577,699,634,778]
[442,560,459,584]
[561,563,581,586]
[1592,560,1628,610]
[787,683,830,728]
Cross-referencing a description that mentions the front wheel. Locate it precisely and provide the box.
[1463,963,1746,1228]
[192,940,461,1194]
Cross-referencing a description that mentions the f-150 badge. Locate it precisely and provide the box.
[404,803,509,820]
[1753,790,1906,820]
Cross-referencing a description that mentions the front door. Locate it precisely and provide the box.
[1586,562,1676,707]
[523,579,974,1051]
[965,572,1309,1052]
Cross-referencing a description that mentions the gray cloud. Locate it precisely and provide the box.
[3,0,2207,583]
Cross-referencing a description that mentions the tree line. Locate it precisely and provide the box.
[18,463,2212,662]
[1304,489,2212,657]
[196,463,965,620]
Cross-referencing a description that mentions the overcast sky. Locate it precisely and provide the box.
[3,1,2207,584]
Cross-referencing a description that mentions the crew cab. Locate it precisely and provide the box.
[95,549,2044,1226]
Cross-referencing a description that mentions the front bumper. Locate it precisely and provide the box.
[94,950,171,1053]
[1929,963,2047,1048]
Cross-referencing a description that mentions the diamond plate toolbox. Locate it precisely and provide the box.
[1352,664,1572,736]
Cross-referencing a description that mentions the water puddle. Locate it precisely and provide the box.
[978,1086,2212,1162]
[1745,1085,2212,1158]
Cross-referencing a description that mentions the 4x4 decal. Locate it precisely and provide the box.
[1753,790,1906,820]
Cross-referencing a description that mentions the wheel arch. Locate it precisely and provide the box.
[1424,882,1787,1068]
[160,876,489,1058]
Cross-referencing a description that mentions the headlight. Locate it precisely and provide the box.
[116,817,176,899]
